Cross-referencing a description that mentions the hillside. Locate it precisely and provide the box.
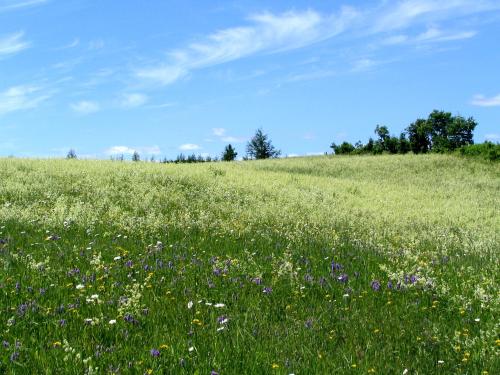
[0,155,498,373]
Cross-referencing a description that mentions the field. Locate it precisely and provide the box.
[0,154,498,374]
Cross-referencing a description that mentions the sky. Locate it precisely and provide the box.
[1,0,499,159]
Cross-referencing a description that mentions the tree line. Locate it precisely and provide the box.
[67,110,498,162]
[331,110,477,155]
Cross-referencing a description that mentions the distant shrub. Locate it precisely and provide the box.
[458,142,499,161]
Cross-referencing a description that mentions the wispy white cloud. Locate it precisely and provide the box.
[0,85,50,115]
[212,128,226,137]
[179,143,201,151]
[70,100,100,114]
[221,136,245,143]
[0,0,48,12]
[136,7,358,85]
[373,0,500,32]
[415,27,476,43]
[135,2,497,86]
[287,69,336,82]
[54,38,79,50]
[0,31,30,57]
[471,94,500,107]
[119,93,148,108]
[212,127,245,143]
[106,146,135,155]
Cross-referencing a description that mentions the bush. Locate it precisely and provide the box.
[458,142,499,161]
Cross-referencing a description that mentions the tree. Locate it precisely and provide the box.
[398,133,411,154]
[330,142,355,155]
[222,144,238,161]
[246,128,280,159]
[132,151,140,162]
[66,149,77,159]
[407,118,432,154]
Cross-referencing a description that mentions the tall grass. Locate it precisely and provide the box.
[0,154,498,373]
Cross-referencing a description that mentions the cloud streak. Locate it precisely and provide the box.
[135,1,499,86]
[0,31,30,57]
[0,85,50,115]
[136,7,358,85]
[179,143,201,151]
[471,94,500,107]
[70,101,100,114]
[119,93,148,108]
[0,0,48,12]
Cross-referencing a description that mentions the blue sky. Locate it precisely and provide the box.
[1,0,499,159]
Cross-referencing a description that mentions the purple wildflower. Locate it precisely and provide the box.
[305,318,313,329]
[387,281,393,290]
[10,351,19,362]
[2,340,9,348]
[59,319,66,326]
[371,280,381,291]
[410,275,418,284]
[337,274,348,283]
[150,348,160,357]
[211,371,220,375]
[318,276,327,287]
[330,261,343,273]
[252,277,262,285]
[263,287,273,294]
[304,274,313,283]
[213,268,222,276]
[125,260,133,268]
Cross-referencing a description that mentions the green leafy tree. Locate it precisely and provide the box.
[246,129,280,159]
[222,144,238,161]
[330,142,355,155]
[407,118,432,154]
[66,149,77,159]
[398,133,411,154]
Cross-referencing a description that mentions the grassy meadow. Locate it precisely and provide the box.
[0,154,498,374]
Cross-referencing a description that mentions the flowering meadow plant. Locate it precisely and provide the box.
[0,154,498,373]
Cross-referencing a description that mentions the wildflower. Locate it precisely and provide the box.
[10,351,19,362]
[252,277,262,285]
[109,319,117,325]
[150,348,160,357]
[114,256,121,261]
[403,369,408,375]
[188,346,194,352]
[330,261,342,273]
[474,318,480,322]
[53,341,62,347]
[214,303,225,308]
[187,301,193,309]
[337,274,348,283]
[211,371,219,375]
[159,344,169,349]
[263,287,273,294]
[272,363,280,369]
[437,360,444,364]
[371,280,381,291]
[76,284,85,290]
[2,340,9,348]
[217,315,229,325]
[305,318,313,329]
[59,319,66,326]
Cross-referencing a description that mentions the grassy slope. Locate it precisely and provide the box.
[0,155,498,374]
